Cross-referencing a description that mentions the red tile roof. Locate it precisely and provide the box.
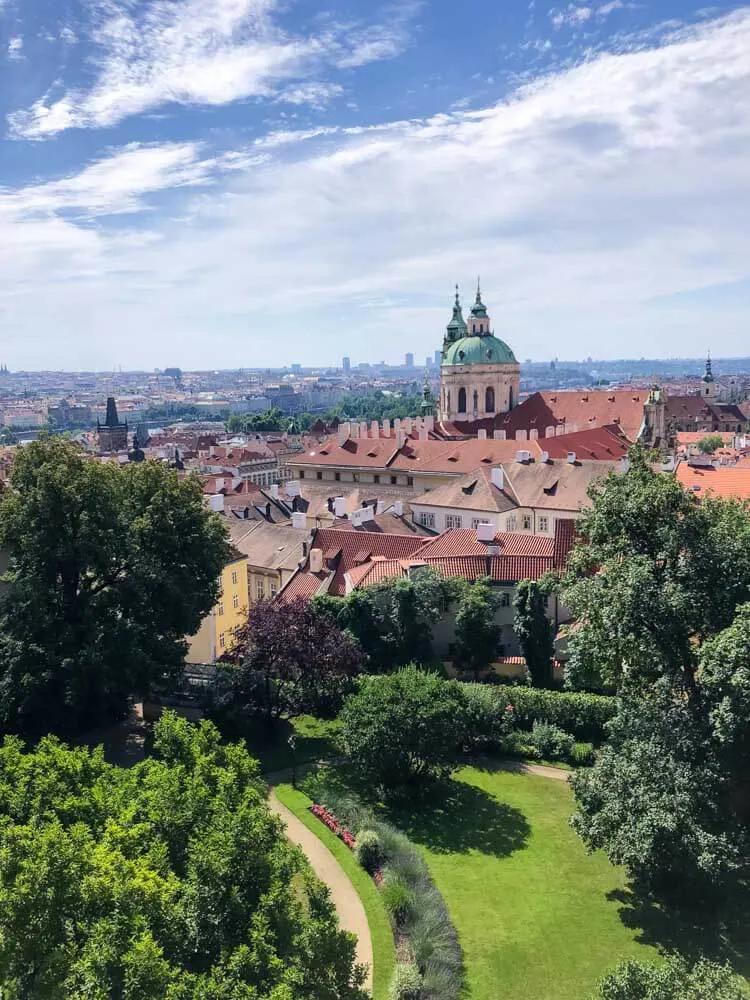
[418,528,555,559]
[675,463,750,501]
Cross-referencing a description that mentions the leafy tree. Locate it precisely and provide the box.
[215,598,362,729]
[0,712,367,999]
[695,433,726,454]
[453,578,500,679]
[513,579,554,687]
[337,666,468,792]
[592,956,748,1000]
[0,437,229,738]
[226,408,286,434]
[561,448,750,694]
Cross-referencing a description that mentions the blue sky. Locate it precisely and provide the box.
[1,0,749,370]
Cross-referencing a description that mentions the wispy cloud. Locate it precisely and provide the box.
[8,0,419,138]
[7,35,23,60]
[550,0,635,29]
[2,11,750,366]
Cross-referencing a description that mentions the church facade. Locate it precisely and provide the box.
[438,285,520,424]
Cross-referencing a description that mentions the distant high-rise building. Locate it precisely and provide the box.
[405,352,414,368]
[434,349,442,368]
[342,356,351,374]
[425,356,434,369]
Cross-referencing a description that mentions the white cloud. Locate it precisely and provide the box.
[7,35,23,60]
[2,11,750,367]
[551,0,635,28]
[8,0,418,137]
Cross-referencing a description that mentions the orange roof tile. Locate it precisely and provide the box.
[675,463,750,501]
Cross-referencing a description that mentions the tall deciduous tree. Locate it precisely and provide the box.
[217,598,362,728]
[453,578,500,680]
[513,579,554,688]
[0,712,367,999]
[592,957,748,1000]
[0,437,229,738]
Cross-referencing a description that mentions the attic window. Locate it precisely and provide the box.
[447,454,459,462]
[319,449,329,455]
[581,395,589,402]
[353,549,372,565]
[543,481,559,495]
[608,395,615,402]
[461,480,479,495]
[458,351,465,360]
[480,455,493,463]
[486,350,493,360]
[367,450,378,457]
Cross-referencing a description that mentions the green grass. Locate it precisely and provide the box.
[245,715,340,776]
[275,783,395,1000]
[388,765,662,1000]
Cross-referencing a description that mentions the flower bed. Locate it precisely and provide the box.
[310,802,356,849]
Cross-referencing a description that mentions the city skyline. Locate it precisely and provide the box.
[1,1,750,369]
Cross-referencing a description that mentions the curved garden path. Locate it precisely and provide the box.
[268,789,374,994]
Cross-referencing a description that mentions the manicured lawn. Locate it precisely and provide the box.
[275,783,395,1000]
[390,765,661,1000]
[245,715,340,776]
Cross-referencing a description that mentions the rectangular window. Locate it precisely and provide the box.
[256,580,265,600]
[506,515,517,532]
[445,514,462,530]
[407,476,414,487]
[522,515,532,531]
[500,592,510,607]
[233,593,239,609]
[219,633,225,649]
[231,570,238,585]
[538,516,549,532]
[418,512,436,529]
[374,474,380,484]
[299,470,305,479]
[335,472,341,482]
[270,584,278,597]
[471,518,483,530]
[390,475,398,485]
[352,472,360,483]
[218,602,224,616]
[317,471,323,480]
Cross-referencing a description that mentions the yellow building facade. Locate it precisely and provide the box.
[186,552,249,664]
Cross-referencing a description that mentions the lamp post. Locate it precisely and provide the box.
[288,734,298,788]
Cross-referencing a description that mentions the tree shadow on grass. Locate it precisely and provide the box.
[607,883,750,979]
[386,777,531,857]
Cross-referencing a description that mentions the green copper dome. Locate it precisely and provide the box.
[442,335,517,367]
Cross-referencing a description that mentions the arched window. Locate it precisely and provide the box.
[473,390,478,413]
[458,387,467,413]
[509,385,515,410]
[485,387,495,413]
[447,390,451,413]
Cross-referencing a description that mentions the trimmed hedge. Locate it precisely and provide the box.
[493,687,616,743]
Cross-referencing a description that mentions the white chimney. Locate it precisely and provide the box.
[360,421,368,439]
[396,430,407,448]
[393,500,404,516]
[620,457,630,473]
[208,494,225,512]
[491,467,504,490]
[660,457,676,472]
[350,423,360,440]
[350,509,363,527]
[333,496,347,519]
[382,419,391,437]
[291,511,306,529]
[394,418,401,430]
[541,450,550,464]
[269,483,279,499]
[362,505,376,522]
[214,477,224,492]
[555,424,566,437]
[287,480,301,497]
[419,426,428,441]
[338,422,351,444]
[515,450,531,463]
[493,430,506,440]
[476,522,495,542]
[478,429,487,440]
[516,429,528,442]
[424,415,435,431]
[567,452,576,464]
[370,420,379,439]
[310,548,323,573]
[545,426,556,438]
[529,429,539,441]
[402,417,413,435]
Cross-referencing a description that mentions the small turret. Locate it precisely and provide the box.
[702,354,717,399]
[445,286,468,345]
[420,379,435,417]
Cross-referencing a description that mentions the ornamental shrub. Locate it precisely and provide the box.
[355,829,384,873]
[529,720,575,761]
[570,741,595,766]
[382,872,414,926]
[389,963,423,1000]
[495,687,616,743]
[461,682,513,749]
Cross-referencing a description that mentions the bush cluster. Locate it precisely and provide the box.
[355,829,384,874]
[493,687,616,743]
[304,778,464,1000]
[529,720,575,761]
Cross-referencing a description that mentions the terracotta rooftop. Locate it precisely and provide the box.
[675,463,750,501]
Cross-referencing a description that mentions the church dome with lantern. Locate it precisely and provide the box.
[438,283,520,424]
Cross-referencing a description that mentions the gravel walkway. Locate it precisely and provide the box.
[268,789,374,994]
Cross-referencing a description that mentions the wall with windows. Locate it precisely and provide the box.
[290,463,452,491]
[411,503,573,535]
[186,555,249,665]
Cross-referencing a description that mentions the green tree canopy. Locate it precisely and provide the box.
[592,956,748,1000]
[513,579,554,688]
[0,712,366,1000]
[337,666,468,793]
[695,433,726,454]
[0,437,230,738]
[453,577,500,680]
